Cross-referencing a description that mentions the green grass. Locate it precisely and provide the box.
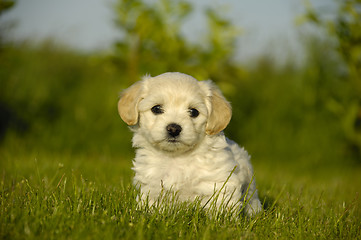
[1,151,360,239]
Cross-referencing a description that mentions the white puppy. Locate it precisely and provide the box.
[118,72,262,216]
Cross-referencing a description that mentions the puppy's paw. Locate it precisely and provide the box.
[245,198,262,217]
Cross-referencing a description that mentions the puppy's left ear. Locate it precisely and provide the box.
[202,81,232,135]
[118,80,144,125]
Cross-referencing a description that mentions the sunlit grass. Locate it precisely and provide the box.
[1,151,360,239]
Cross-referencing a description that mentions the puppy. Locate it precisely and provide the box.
[118,72,262,216]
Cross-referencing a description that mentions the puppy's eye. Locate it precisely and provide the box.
[151,105,164,115]
[189,108,199,118]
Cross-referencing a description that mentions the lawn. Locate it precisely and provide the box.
[1,149,360,239]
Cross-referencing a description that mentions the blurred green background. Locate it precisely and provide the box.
[1,0,360,178]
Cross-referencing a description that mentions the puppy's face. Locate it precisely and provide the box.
[118,73,232,154]
[136,76,209,153]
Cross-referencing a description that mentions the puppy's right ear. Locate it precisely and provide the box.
[118,81,143,125]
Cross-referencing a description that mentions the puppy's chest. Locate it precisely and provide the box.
[134,156,205,190]
[153,161,194,186]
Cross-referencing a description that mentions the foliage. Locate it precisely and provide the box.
[0,44,133,157]
[0,0,14,16]
[1,0,360,165]
[303,0,361,160]
[110,0,241,83]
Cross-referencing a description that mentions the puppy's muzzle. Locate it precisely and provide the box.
[166,123,182,138]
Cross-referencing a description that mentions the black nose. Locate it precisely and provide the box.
[166,123,182,137]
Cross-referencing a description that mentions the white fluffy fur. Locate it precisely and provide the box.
[118,72,262,216]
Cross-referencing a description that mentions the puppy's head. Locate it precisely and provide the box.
[118,72,232,153]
